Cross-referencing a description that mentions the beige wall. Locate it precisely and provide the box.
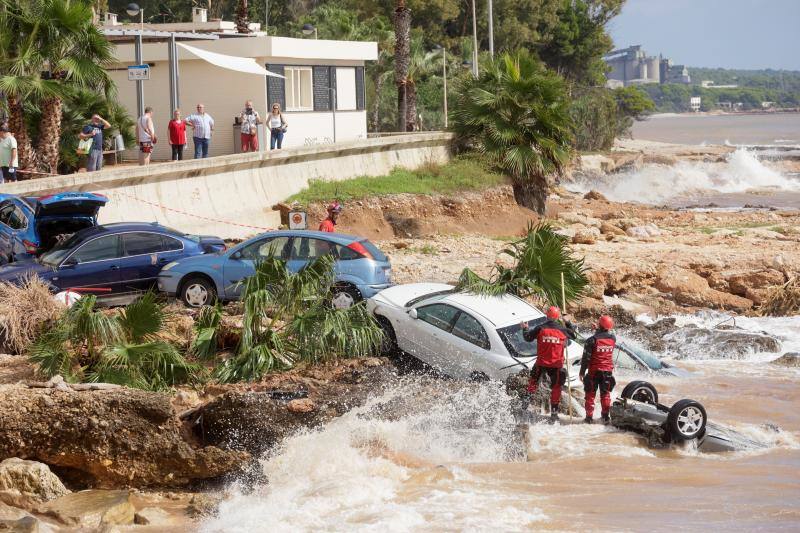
[0,133,453,240]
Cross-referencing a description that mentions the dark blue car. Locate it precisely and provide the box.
[0,192,108,264]
[0,222,225,305]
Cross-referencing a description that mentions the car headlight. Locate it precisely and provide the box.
[161,261,179,271]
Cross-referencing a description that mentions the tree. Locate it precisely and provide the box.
[450,51,573,214]
[235,0,250,34]
[393,0,411,131]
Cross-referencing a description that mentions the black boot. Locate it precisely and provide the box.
[602,413,610,425]
[584,416,593,424]
[549,405,560,424]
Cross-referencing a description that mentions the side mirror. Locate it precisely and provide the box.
[408,308,418,319]
[231,251,242,260]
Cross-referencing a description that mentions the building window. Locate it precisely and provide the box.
[286,67,313,111]
[335,67,357,111]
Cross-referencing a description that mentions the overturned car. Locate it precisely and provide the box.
[610,381,767,453]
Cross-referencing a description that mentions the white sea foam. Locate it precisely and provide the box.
[570,148,799,204]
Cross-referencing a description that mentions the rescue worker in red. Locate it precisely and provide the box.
[319,201,342,232]
[579,315,617,425]
[521,306,577,422]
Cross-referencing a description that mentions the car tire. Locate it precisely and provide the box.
[331,284,362,310]
[180,276,217,308]
[620,380,659,404]
[376,316,398,356]
[667,399,707,441]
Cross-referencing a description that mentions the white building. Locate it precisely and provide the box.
[105,25,377,161]
[689,96,702,112]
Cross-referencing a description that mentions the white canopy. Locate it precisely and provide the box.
[177,43,284,78]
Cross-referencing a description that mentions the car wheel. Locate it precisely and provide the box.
[620,380,659,404]
[667,399,707,441]
[331,284,361,310]
[181,277,217,308]
[376,316,398,356]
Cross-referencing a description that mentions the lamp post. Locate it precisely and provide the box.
[470,0,478,77]
[434,45,448,129]
[126,3,144,119]
[329,87,337,143]
[488,0,494,58]
[302,23,317,39]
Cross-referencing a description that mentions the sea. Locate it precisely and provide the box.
[199,113,800,532]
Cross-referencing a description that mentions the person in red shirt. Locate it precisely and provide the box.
[579,315,616,424]
[319,202,342,232]
[168,109,187,161]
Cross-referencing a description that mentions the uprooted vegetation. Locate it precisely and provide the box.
[0,276,64,354]
[761,277,800,316]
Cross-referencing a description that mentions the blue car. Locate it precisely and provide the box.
[158,230,393,308]
[0,192,109,264]
[0,222,226,305]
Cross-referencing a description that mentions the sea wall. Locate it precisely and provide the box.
[0,133,453,239]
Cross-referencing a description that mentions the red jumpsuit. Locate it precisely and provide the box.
[580,330,616,418]
[523,319,577,410]
[319,218,336,232]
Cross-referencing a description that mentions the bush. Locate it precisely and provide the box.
[0,277,63,355]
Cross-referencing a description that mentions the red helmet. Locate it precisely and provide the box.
[598,315,614,330]
[326,201,342,213]
[546,306,560,320]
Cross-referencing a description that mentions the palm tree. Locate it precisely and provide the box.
[450,51,574,214]
[393,0,411,132]
[405,39,442,131]
[235,0,250,34]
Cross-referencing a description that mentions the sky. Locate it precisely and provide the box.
[608,0,800,71]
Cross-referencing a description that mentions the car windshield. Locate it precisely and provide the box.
[39,232,85,266]
[497,317,546,357]
[619,342,664,370]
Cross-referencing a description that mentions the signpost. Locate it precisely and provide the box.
[127,64,150,81]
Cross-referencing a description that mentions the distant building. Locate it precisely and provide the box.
[690,97,702,112]
[701,80,738,89]
[605,46,690,86]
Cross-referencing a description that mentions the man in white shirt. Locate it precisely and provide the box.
[239,100,262,152]
[0,126,19,183]
[186,103,214,159]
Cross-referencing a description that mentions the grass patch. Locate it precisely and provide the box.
[287,155,509,204]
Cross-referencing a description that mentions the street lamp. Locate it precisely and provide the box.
[125,3,143,31]
[302,23,318,39]
[470,0,478,77]
[433,45,448,129]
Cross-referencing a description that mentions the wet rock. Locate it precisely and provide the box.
[654,266,752,311]
[287,398,316,413]
[0,516,40,533]
[572,229,599,245]
[583,190,607,201]
[0,387,248,488]
[38,490,134,527]
[626,224,662,238]
[665,327,782,359]
[186,493,222,519]
[0,459,69,509]
[133,507,171,526]
[771,352,800,367]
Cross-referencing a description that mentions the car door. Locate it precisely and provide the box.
[0,203,17,261]
[117,232,177,293]
[55,234,122,293]
[406,303,461,370]
[222,236,290,299]
[440,311,494,379]
[286,237,336,273]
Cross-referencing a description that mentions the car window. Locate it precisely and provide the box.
[71,235,121,263]
[361,240,388,262]
[497,317,546,357]
[6,207,26,230]
[452,312,490,350]
[335,244,361,260]
[416,303,460,332]
[240,236,290,261]
[0,204,14,227]
[289,238,335,260]
[161,235,183,251]
[614,345,645,371]
[123,232,165,256]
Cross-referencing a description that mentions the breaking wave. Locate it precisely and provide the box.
[570,148,799,204]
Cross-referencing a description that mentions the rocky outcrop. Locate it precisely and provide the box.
[572,228,600,245]
[0,459,69,510]
[771,352,800,367]
[0,387,248,489]
[626,224,662,239]
[654,266,753,312]
[38,490,134,528]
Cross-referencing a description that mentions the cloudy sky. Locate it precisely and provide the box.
[608,0,800,70]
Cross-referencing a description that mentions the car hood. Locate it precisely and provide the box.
[0,261,55,281]
[371,282,453,308]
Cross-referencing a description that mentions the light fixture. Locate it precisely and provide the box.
[125,3,140,17]
[302,23,317,39]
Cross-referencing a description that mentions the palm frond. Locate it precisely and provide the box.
[92,341,202,391]
[118,292,164,342]
[191,303,224,360]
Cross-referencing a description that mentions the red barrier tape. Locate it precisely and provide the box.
[119,192,275,232]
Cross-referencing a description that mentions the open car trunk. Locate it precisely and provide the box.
[35,218,96,254]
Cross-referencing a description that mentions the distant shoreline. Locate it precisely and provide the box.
[649,109,800,119]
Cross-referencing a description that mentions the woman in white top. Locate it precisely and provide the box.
[268,103,288,150]
[136,107,157,166]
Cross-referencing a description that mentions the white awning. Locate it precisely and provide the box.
[177,43,284,78]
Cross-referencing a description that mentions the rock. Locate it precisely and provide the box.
[654,266,752,311]
[626,224,662,239]
[772,254,786,270]
[0,516,39,533]
[287,398,316,413]
[558,212,602,228]
[743,228,782,239]
[771,352,800,367]
[0,388,248,489]
[583,190,607,201]
[599,222,626,236]
[38,490,135,527]
[725,269,784,296]
[133,507,171,526]
[0,459,69,509]
[391,241,410,250]
[186,493,222,519]
[572,229,599,245]
[665,327,781,359]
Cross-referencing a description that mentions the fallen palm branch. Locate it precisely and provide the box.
[0,276,64,354]
[760,277,800,316]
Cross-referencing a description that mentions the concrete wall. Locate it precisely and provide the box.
[0,133,453,240]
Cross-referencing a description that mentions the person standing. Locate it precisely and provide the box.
[80,114,111,172]
[168,109,187,161]
[239,100,262,152]
[136,107,157,166]
[521,306,577,423]
[186,104,214,158]
[319,202,342,232]
[580,315,617,425]
[268,103,287,150]
[0,126,18,183]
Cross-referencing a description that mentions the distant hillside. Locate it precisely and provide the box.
[688,68,800,92]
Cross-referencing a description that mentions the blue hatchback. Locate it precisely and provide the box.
[0,192,109,264]
[158,230,393,308]
[0,222,225,305]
